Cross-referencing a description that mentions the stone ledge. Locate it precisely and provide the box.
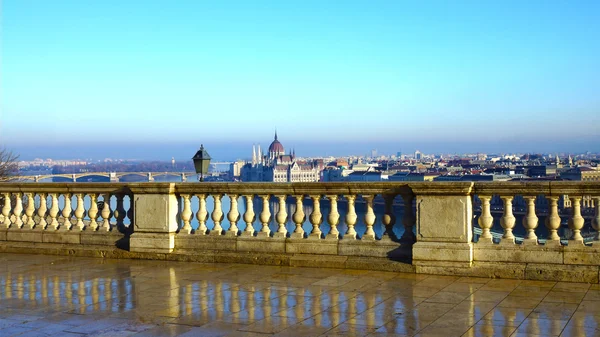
[286,238,338,255]
[176,234,237,251]
[525,263,599,283]
[474,244,563,264]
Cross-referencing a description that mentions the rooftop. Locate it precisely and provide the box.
[1,253,598,337]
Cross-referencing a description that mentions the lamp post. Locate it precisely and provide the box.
[192,144,212,182]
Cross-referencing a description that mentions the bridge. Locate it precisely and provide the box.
[21,171,200,182]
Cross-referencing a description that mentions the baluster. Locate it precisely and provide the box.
[49,193,59,230]
[477,195,493,243]
[24,193,35,229]
[545,196,561,245]
[500,196,515,244]
[180,194,193,234]
[114,194,126,232]
[326,195,340,240]
[37,193,48,230]
[592,197,600,242]
[74,193,85,231]
[381,194,396,240]
[242,195,255,236]
[345,195,357,239]
[12,193,23,229]
[523,196,538,244]
[568,196,584,244]
[126,195,134,232]
[309,195,322,239]
[2,192,11,228]
[196,194,208,235]
[227,194,240,236]
[401,192,416,243]
[100,194,112,231]
[210,194,224,236]
[291,195,305,239]
[88,194,99,231]
[258,195,271,237]
[59,193,72,230]
[275,195,287,238]
[363,195,376,240]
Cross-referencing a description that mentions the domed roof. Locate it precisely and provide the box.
[268,131,284,154]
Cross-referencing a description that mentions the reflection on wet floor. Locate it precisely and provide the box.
[1,254,599,336]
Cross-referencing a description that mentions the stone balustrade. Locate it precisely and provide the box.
[1,181,600,282]
[0,183,133,249]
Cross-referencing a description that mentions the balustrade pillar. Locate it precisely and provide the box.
[500,196,515,244]
[592,197,600,242]
[568,196,584,244]
[274,195,287,238]
[196,194,208,235]
[410,183,474,268]
[291,195,305,239]
[100,194,112,231]
[2,193,11,228]
[181,194,193,234]
[477,195,493,243]
[37,193,48,230]
[258,195,271,237]
[345,195,358,240]
[545,196,561,245]
[49,193,59,230]
[309,196,322,239]
[24,193,35,229]
[129,185,179,253]
[88,194,99,231]
[326,195,340,240]
[227,194,240,236]
[242,195,255,236]
[74,194,86,231]
[60,193,72,231]
[362,195,376,240]
[210,194,224,236]
[12,193,23,229]
[381,194,396,241]
[523,196,538,244]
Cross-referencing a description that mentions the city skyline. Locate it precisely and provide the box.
[2,1,599,156]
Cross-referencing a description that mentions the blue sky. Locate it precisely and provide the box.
[1,0,599,160]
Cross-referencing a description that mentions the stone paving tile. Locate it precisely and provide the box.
[3,253,600,337]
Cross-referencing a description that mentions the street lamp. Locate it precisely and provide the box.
[192,144,212,182]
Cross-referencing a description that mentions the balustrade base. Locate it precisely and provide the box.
[176,235,237,251]
[287,238,337,255]
[474,244,563,264]
[564,245,600,265]
[5,229,43,243]
[237,236,285,254]
[130,232,175,253]
[0,230,5,241]
[338,239,408,259]
[413,242,473,268]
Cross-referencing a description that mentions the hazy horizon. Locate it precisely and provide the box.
[9,135,600,162]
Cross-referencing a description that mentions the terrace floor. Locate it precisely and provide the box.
[0,254,599,337]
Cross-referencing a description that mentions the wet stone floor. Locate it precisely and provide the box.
[1,254,600,337]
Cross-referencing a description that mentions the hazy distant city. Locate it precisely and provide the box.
[16,132,600,183]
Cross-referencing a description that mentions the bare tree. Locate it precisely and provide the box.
[0,148,19,182]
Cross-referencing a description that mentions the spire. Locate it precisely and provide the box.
[274,129,278,141]
[257,144,262,164]
[252,144,256,165]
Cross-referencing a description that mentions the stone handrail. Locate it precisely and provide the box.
[2,181,600,282]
